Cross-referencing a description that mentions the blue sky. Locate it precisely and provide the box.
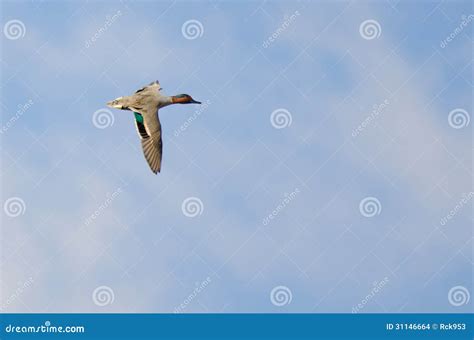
[1,0,472,313]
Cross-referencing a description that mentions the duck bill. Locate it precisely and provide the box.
[190,99,201,104]
[107,97,124,109]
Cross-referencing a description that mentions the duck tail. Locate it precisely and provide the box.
[106,96,131,110]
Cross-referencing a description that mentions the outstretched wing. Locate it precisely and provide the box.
[135,80,161,94]
[134,111,163,174]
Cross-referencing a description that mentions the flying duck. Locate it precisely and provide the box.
[106,80,201,174]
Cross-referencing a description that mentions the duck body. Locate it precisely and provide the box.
[106,80,201,174]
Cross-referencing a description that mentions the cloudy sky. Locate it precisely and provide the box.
[1,0,472,313]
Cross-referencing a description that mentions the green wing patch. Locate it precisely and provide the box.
[134,112,144,123]
[134,112,148,139]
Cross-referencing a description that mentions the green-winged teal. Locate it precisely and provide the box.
[107,80,201,174]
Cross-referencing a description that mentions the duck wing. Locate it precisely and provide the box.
[135,80,162,94]
[134,111,163,174]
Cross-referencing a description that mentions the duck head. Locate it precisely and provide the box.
[172,94,201,104]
